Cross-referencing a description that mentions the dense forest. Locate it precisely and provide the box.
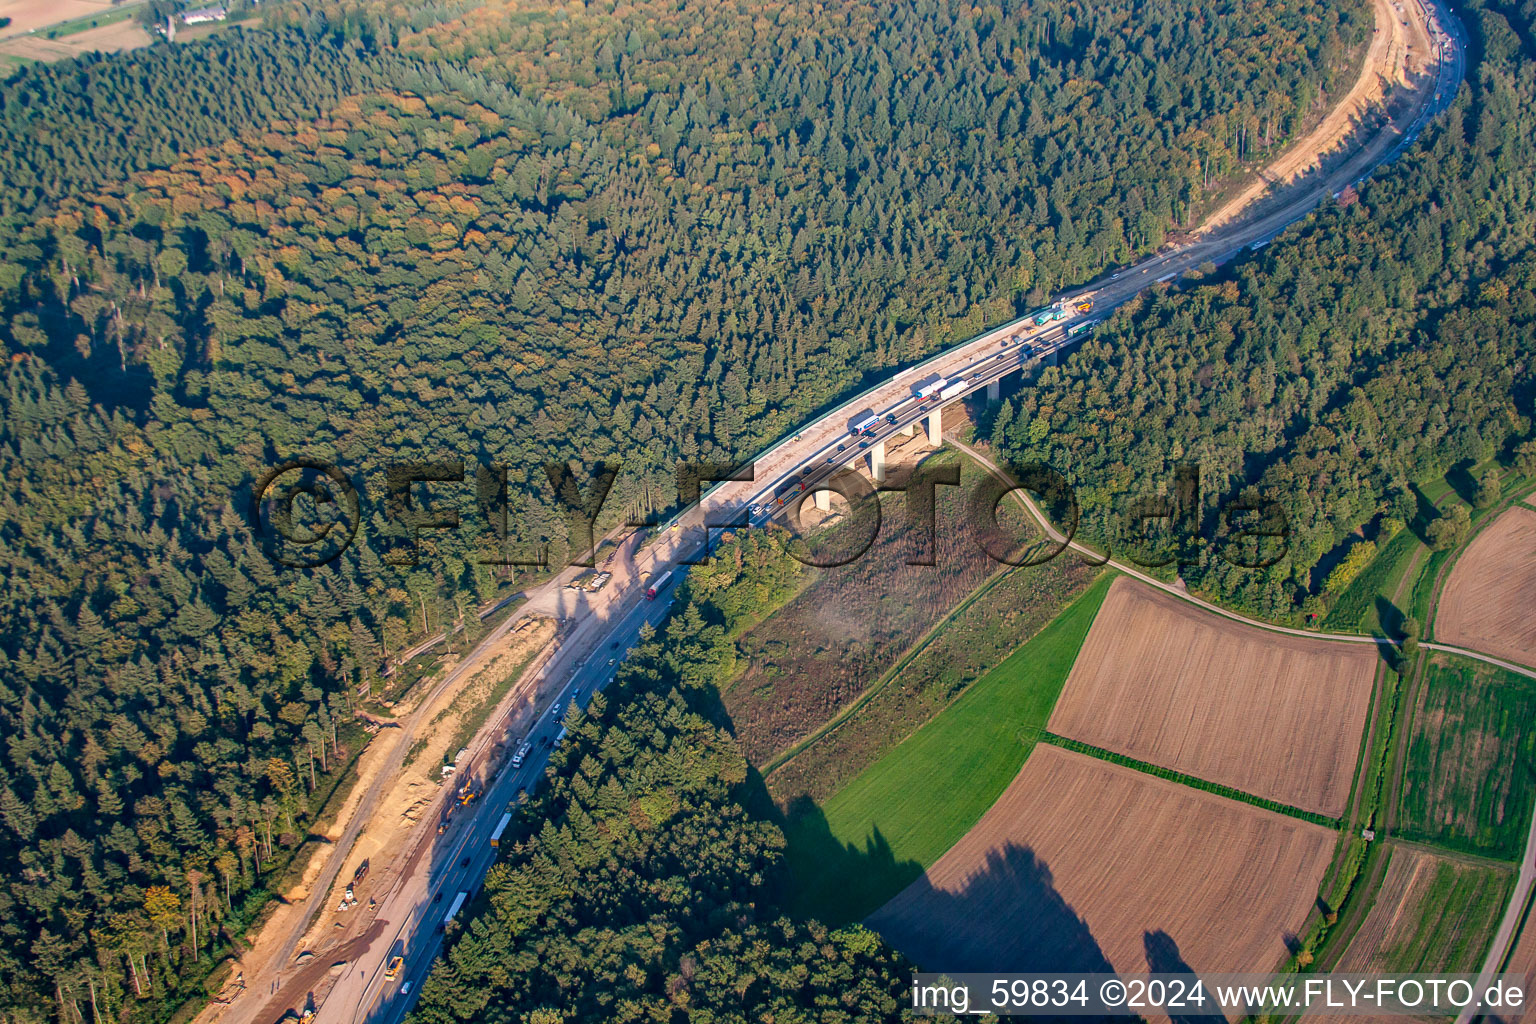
[0,0,1390,1019]
[990,0,1536,620]
[409,538,930,1022]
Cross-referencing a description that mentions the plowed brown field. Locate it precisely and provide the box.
[868,745,1334,977]
[1047,578,1377,817]
[1435,504,1536,669]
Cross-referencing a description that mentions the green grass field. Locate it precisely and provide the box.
[40,5,137,39]
[1324,528,1422,635]
[781,572,1114,924]
[1397,655,1536,861]
[1377,852,1513,972]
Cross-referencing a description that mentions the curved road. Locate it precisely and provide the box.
[225,1,1490,1021]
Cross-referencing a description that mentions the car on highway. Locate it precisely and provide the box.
[432,892,442,904]
[835,443,846,453]
[857,439,870,449]
[825,455,834,464]
[459,857,470,868]
[884,413,897,425]
[748,504,762,517]
[550,702,561,716]
[401,982,412,997]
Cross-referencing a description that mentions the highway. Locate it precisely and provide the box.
[234,2,1467,1020]
[339,586,680,1024]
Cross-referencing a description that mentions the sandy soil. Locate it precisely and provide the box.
[201,617,555,1013]
[1435,505,1536,669]
[868,745,1334,985]
[1047,577,1377,817]
[296,617,556,946]
[1201,0,1435,232]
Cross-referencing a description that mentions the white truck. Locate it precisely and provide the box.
[489,812,512,848]
[440,891,468,933]
[913,377,948,401]
[938,379,969,401]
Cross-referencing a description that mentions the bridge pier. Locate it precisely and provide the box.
[901,422,915,436]
[927,406,943,446]
[870,441,887,483]
[814,488,831,512]
[986,379,1001,402]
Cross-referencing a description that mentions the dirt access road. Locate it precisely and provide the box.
[1202,0,1436,232]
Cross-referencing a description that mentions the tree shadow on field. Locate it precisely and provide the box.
[1144,930,1227,1024]
[1444,461,1480,507]
[866,842,1114,976]
[776,794,926,927]
[1374,595,1405,641]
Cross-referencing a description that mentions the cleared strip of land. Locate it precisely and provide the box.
[1047,577,1377,817]
[868,745,1334,976]
[783,575,1114,926]
[1435,504,1536,670]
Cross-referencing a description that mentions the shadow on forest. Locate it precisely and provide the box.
[1444,460,1480,507]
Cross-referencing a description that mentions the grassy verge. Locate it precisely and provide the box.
[781,572,1114,924]
[40,5,138,39]
[1324,527,1421,634]
[1307,666,1406,969]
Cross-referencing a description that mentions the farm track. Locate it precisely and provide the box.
[946,438,1536,685]
[951,438,1536,1015]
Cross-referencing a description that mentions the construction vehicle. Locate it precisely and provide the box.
[1033,306,1067,326]
[385,956,404,981]
[1075,298,1093,314]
